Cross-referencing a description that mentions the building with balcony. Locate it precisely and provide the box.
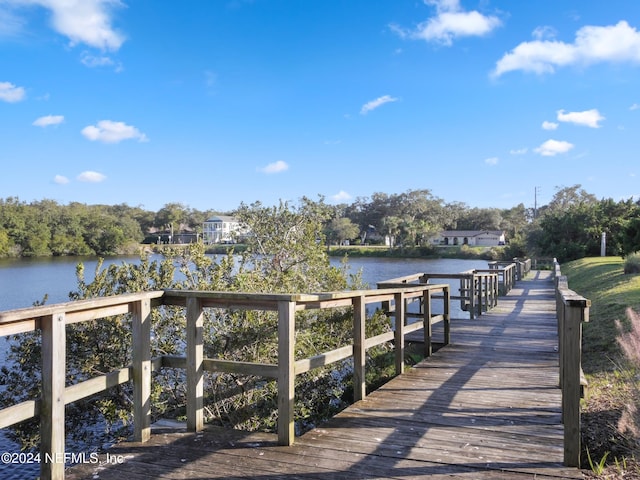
[202,215,246,244]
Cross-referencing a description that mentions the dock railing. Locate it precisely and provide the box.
[0,282,450,480]
[553,258,590,468]
[377,262,528,320]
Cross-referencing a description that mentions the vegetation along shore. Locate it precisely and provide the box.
[1,185,640,477]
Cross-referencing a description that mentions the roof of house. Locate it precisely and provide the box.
[204,215,239,223]
[439,230,504,237]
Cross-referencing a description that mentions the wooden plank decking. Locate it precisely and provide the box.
[67,270,585,479]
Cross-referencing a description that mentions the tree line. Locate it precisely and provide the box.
[1,185,639,262]
[0,198,218,257]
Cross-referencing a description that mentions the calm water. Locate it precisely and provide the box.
[0,254,486,479]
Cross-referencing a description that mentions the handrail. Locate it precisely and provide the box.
[0,282,449,480]
[553,258,590,468]
[376,263,525,320]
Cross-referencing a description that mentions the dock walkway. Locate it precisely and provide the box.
[67,270,584,479]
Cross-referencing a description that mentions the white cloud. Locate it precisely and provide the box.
[0,81,26,102]
[360,95,398,115]
[77,171,106,183]
[493,21,640,77]
[53,174,69,184]
[484,157,499,166]
[534,139,574,156]
[542,121,558,130]
[33,114,64,127]
[509,148,528,155]
[391,0,501,46]
[331,190,352,202]
[557,109,604,128]
[80,52,122,71]
[258,160,289,174]
[81,120,148,143]
[18,0,125,50]
[630,103,640,111]
[532,26,557,41]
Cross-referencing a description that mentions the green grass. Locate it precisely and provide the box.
[327,244,503,260]
[562,257,640,473]
[561,256,640,373]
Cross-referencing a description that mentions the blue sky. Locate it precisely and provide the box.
[1,0,639,212]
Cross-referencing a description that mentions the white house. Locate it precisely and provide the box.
[202,215,246,244]
[431,230,506,247]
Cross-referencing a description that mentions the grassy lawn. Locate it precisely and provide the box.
[561,256,640,476]
[326,244,501,259]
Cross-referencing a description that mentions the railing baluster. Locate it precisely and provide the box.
[443,285,451,346]
[394,292,405,375]
[562,299,588,467]
[469,275,476,320]
[423,289,432,357]
[277,300,296,446]
[186,296,204,432]
[554,259,590,467]
[353,295,366,402]
[132,299,152,442]
[40,312,65,480]
[476,275,482,317]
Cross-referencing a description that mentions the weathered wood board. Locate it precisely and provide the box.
[67,271,584,480]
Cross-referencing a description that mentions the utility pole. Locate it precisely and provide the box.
[534,186,541,219]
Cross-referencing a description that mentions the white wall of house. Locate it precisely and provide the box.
[203,216,243,244]
[431,230,505,247]
[474,232,505,246]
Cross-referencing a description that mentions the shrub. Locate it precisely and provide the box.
[615,308,640,445]
[624,252,640,274]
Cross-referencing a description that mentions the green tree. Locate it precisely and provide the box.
[456,207,503,231]
[1,197,395,449]
[155,203,189,243]
[545,184,598,213]
[0,198,146,257]
[327,217,360,245]
[597,198,640,257]
[0,229,11,256]
[234,197,347,292]
[500,204,528,236]
[381,215,402,249]
[622,217,640,256]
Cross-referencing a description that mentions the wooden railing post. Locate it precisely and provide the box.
[483,274,489,312]
[186,296,204,432]
[394,292,405,375]
[41,313,65,480]
[132,299,152,442]
[278,300,296,446]
[443,285,451,346]
[491,274,498,306]
[353,295,366,402]
[554,259,590,468]
[505,266,511,292]
[423,289,432,357]
[470,275,477,319]
[562,299,589,467]
[555,276,566,389]
[476,275,483,317]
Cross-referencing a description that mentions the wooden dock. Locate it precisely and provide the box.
[66,270,584,479]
